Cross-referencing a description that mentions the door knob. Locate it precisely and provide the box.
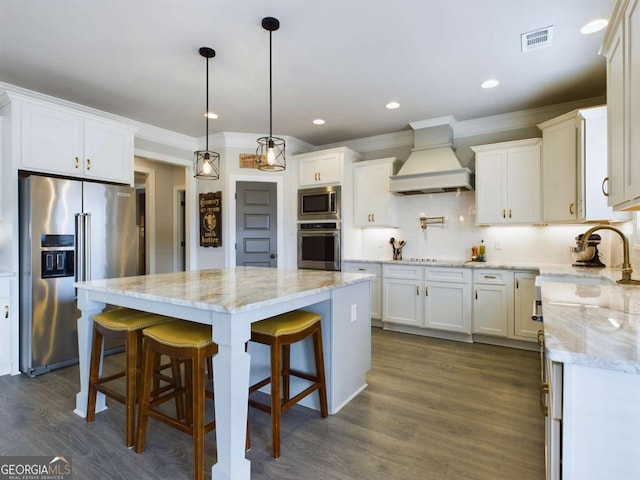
[270,253,276,258]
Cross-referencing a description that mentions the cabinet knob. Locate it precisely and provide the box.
[602,176,609,197]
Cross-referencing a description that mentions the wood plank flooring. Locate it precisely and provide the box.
[0,328,544,479]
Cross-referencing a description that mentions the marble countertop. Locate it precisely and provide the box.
[75,266,374,314]
[540,280,640,374]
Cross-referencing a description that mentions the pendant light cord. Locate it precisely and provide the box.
[205,56,210,150]
[269,28,273,138]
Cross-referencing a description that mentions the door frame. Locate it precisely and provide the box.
[134,166,157,274]
[173,184,186,272]
[227,174,284,268]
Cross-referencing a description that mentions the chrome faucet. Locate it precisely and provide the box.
[579,225,639,285]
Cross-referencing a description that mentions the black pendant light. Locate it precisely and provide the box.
[193,47,220,180]
[256,16,286,171]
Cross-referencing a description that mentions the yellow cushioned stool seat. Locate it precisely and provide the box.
[250,310,322,337]
[249,309,327,459]
[135,320,219,480]
[87,308,176,448]
[143,321,217,350]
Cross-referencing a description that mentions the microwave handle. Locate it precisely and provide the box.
[330,191,336,212]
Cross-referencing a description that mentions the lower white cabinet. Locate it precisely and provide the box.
[0,277,11,376]
[342,261,382,322]
[383,264,471,334]
[472,269,538,343]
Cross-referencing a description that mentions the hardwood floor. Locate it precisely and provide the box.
[0,328,544,479]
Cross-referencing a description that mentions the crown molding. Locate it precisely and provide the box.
[410,115,457,130]
[210,131,314,154]
[317,129,414,153]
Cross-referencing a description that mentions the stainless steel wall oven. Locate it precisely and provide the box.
[297,222,341,271]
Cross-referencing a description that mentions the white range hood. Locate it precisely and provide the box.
[389,118,474,195]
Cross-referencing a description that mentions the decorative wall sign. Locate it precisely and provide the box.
[199,191,222,247]
[239,153,265,169]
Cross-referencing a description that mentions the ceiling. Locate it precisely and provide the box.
[0,0,615,147]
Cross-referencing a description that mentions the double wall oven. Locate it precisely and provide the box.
[297,186,341,271]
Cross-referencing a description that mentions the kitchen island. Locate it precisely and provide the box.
[539,278,640,480]
[74,267,373,480]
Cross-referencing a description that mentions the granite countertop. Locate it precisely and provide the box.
[540,280,640,374]
[75,266,374,314]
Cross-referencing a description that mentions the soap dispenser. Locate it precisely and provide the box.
[478,240,486,262]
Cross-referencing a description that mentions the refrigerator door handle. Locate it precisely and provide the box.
[75,213,85,283]
[84,213,91,281]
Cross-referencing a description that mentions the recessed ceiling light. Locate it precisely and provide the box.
[385,101,400,110]
[580,18,608,34]
[205,112,218,119]
[313,118,325,125]
[481,79,500,89]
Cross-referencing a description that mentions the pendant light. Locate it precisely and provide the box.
[256,16,286,171]
[193,47,220,180]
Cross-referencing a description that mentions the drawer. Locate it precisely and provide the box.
[343,262,381,276]
[473,269,511,285]
[425,267,470,283]
[382,264,423,280]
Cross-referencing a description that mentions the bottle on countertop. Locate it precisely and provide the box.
[478,240,486,262]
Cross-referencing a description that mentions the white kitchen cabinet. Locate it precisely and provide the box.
[0,277,11,376]
[383,264,471,334]
[472,139,541,225]
[342,261,382,324]
[20,101,134,185]
[296,147,361,187]
[602,0,640,210]
[513,272,539,340]
[473,270,511,336]
[537,106,629,222]
[353,157,399,227]
[423,267,471,334]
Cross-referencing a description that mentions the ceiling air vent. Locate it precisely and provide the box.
[521,26,554,52]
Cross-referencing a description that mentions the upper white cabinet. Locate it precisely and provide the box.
[353,157,399,227]
[20,101,134,185]
[537,106,629,222]
[295,147,361,187]
[472,138,541,225]
[602,0,640,210]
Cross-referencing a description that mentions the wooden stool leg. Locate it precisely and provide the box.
[312,328,328,418]
[134,339,156,454]
[270,338,282,459]
[124,330,138,447]
[192,351,206,480]
[171,358,185,421]
[282,344,291,403]
[86,325,103,423]
[184,360,194,426]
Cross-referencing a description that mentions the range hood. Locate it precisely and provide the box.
[389,118,474,195]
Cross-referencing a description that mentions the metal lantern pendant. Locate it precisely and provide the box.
[257,17,286,172]
[194,47,220,180]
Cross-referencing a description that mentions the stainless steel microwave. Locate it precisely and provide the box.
[298,185,340,221]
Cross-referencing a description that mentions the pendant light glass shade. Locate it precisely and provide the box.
[256,17,285,172]
[194,47,220,180]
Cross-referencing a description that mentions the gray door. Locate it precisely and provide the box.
[236,181,277,267]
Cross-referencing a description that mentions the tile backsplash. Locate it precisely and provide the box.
[355,191,636,269]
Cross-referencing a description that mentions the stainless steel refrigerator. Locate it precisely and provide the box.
[19,174,138,376]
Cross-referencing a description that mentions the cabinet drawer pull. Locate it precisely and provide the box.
[483,275,497,279]
[371,213,375,222]
[358,268,366,271]
[425,286,429,296]
[602,176,609,197]
[516,279,519,289]
[569,202,575,215]
[4,305,7,319]
[508,209,512,218]
[502,209,506,218]
[475,289,478,300]
[416,286,419,296]
[86,158,91,170]
[75,156,79,169]
[540,383,549,417]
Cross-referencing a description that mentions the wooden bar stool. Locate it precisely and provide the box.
[249,309,328,458]
[86,308,173,447]
[134,320,218,480]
